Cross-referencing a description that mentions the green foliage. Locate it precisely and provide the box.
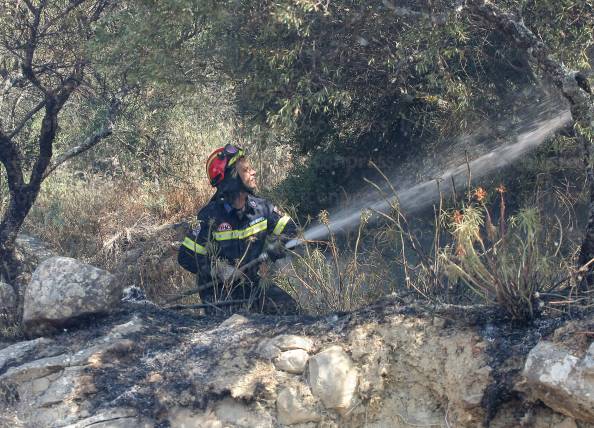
[207,0,593,216]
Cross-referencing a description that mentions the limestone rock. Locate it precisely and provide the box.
[219,313,250,329]
[272,335,315,353]
[274,349,309,374]
[15,234,56,263]
[0,337,53,373]
[168,408,223,428]
[257,335,314,361]
[308,345,358,411]
[0,282,16,318]
[277,385,321,425]
[62,408,153,428]
[517,341,594,423]
[256,339,282,360]
[23,257,120,333]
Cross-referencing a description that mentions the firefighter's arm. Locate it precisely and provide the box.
[267,203,296,239]
[266,203,297,261]
[177,212,213,280]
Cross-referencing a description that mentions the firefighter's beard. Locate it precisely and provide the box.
[241,177,257,194]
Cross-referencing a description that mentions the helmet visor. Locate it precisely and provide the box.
[225,144,245,167]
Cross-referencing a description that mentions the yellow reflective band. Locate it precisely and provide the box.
[273,215,291,236]
[227,149,245,167]
[214,219,267,241]
[182,237,207,255]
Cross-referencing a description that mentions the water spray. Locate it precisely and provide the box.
[285,109,572,250]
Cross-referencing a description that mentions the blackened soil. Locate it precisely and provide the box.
[5,295,591,428]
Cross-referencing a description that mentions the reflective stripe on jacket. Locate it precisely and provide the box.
[177,194,296,282]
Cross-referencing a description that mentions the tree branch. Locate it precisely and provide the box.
[42,98,121,179]
[21,0,48,95]
[464,0,593,126]
[28,67,83,187]
[7,99,46,139]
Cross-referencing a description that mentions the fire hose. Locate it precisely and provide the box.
[165,252,270,306]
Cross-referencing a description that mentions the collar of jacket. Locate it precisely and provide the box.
[219,194,256,216]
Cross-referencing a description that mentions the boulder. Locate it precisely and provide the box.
[23,257,119,334]
[308,345,358,412]
[273,349,309,374]
[517,341,594,423]
[276,385,321,425]
[0,282,16,318]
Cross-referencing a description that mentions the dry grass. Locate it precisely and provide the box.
[272,210,391,315]
[23,172,211,301]
[272,175,587,320]
[20,119,297,302]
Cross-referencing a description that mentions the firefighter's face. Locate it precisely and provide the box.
[237,158,257,191]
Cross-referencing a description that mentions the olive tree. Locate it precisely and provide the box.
[0,0,120,289]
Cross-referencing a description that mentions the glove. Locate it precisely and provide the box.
[212,262,236,282]
[266,239,287,261]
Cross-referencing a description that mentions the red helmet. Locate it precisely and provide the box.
[206,144,245,187]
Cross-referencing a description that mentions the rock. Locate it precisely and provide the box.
[62,408,153,428]
[272,335,315,353]
[555,417,578,428]
[0,282,16,318]
[0,318,140,428]
[15,234,56,267]
[517,341,594,423]
[256,339,282,361]
[308,345,358,411]
[274,349,309,374]
[276,385,321,425]
[257,335,314,361]
[0,337,53,373]
[219,314,250,329]
[23,257,120,334]
[168,408,223,428]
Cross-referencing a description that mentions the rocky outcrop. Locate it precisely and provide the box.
[0,316,143,427]
[0,300,592,428]
[518,341,594,423]
[23,257,120,335]
[0,338,53,373]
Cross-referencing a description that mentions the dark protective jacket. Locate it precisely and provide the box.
[178,193,296,285]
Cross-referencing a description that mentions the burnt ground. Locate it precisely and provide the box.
[1,296,592,428]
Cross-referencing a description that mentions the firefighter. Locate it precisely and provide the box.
[178,144,298,314]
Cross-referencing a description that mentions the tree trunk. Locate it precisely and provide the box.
[0,185,37,283]
[0,99,61,286]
